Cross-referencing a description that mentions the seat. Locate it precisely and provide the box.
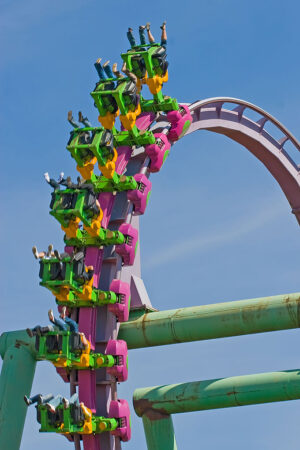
[46,334,62,353]
[123,81,139,108]
[70,403,85,426]
[69,333,85,354]
[152,47,169,76]
[131,55,146,78]
[50,262,65,281]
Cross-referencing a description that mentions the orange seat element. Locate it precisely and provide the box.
[119,103,142,131]
[76,157,97,181]
[76,276,94,300]
[83,209,104,237]
[98,110,119,129]
[146,71,169,95]
[136,73,148,93]
[55,286,71,302]
[98,148,118,178]
[81,404,93,434]
[61,217,81,239]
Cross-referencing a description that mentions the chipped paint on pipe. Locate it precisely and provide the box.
[119,292,300,349]
[133,369,300,417]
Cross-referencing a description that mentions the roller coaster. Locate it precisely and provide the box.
[1,23,300,450]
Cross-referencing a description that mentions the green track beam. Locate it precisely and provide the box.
[142,412,177,450]
[133,369,300,416]
[0,331,37,450]
[119,292,300,349]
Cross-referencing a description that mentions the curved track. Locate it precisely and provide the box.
[186,98,300,223]
[74,98,300,450]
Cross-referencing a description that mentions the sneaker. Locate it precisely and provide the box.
[32,246,39,259]
[128,28,133,32]
[146,22,150,31]
[26,328,34,338]
[103,60,110,68]
[48,309,54,323]
[54,249,60,260]
[67,110,73,121]
[44,172,50,183]
[58,172,64,183]
[139,25,146,31]
[62,397,69,409]
[96,58,102,64]
[47,244,53,257]
[24,395,31,406]
[46,403,56,414]
[160,21,166,30]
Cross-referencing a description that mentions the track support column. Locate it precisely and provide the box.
[0,341,37,450]
[142,411,177,450]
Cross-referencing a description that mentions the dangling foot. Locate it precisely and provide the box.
[128,28,133,32]
[46,403,56,414]
[48,309,55,323]
[139,25,146,31]
[47,244,54,257]
[54,249,61,260]
[78,111,83,123]
[44,172,50,183]
[146,22,150,31]
[67,110,73,121]
[103,60,110,68]
[96,57,102,64]
[160,21,166,30]
[62,397,69,409]
[58,172,64,183]
[32,246,39,259]
[24,395,32,406]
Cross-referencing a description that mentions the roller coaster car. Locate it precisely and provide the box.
[38,399,131,438]
[167,104,193,141]
[91,79,141,131]
[39,255,94,300]
[122,44,169,95]
[67,128,117,180]
[50,187,103,237]
[36,329,128,376]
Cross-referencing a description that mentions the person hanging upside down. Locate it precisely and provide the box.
[146,21,167,48]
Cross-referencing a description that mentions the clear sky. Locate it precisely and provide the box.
[1,0,300,449]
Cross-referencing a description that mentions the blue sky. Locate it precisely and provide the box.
[1,0,300,448]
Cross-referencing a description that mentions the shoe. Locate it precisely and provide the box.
[32,246,39,259]
[47,244,53,257]
[46,403,56,414]
[139,25,146,31]
[26,328,34,338]
[62,397,69,409]
[48,309,54,323]
[96,57,102,64]
[44,172,50,183]
[128,28,133,32]
[24,395,31,406]
[58,172,64,183]
[54,249,61,260]
[67,110,73,121]
[78,111,83,123]
[160,21,166,30]
[146,22,150,31]
[103,60,110,68]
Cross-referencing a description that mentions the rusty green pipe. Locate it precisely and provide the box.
[142,412,177,450]
[119,292,300,348]
[0,339,37,450]
[133,369,300,417]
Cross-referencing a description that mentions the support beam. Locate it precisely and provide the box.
[142,412,177,450]
[133,369,300,417]
[119,292,300,349]
[0,340,37,450]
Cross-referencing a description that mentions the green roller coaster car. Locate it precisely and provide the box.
[38,403,118,434]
